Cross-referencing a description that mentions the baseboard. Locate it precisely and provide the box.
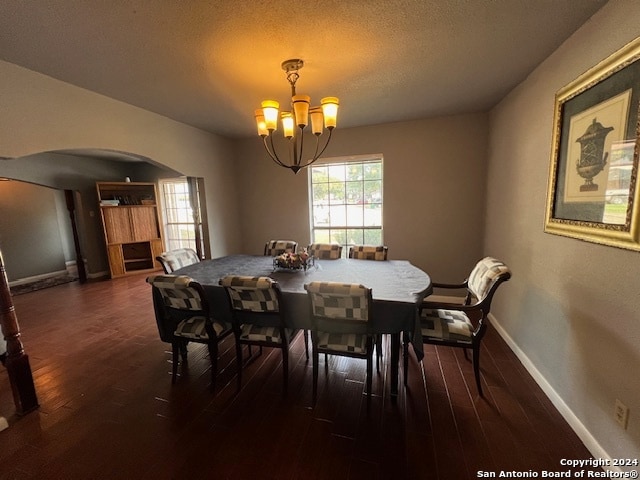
[65,259,108,280]
[489,313,620,473]
[8,269,69,287]
[87,270,109,280]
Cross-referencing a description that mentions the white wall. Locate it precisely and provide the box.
[486,0,640,462]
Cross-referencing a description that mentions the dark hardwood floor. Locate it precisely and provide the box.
[0,272,598,479]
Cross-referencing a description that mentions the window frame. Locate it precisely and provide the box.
[158,178,198,253]
[308,156,384,256]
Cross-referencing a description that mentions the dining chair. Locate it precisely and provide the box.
[219,275,294,394]
[348,245,388,261]
[300,243,344,357]
[403,256,511,395]
[156,248,200,273]
[307,243,343,260]
[146,274,233,391]
[347,244,388,370]
[305,281,375,406]
[264,240,298,256]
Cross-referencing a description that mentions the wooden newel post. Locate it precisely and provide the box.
[0,249,39,415]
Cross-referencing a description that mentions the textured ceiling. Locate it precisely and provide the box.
[0,0,607,139]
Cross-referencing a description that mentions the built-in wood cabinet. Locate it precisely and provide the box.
[96,182,164,278]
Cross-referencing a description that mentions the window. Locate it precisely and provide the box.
[159,178,198,252]
[309,159,383,255]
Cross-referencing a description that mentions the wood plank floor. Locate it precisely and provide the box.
[0,272,599,479]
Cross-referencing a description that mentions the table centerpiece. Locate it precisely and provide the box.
[273,250,315,271]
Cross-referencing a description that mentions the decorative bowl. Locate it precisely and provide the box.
[273,252,314,271]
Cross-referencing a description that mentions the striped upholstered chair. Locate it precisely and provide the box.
[305,281,374,406]
[156,248,200,273]
[220,275,295,394]
[347,244,388,369]
[348,245,388,261]
[303,244,344,360]
[404,257,511,395]
[146,274,233,391]
[264,240,298,257]
[307,243,343,260]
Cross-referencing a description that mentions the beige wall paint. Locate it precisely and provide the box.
[235,113,489,280]
[487,0,640,461]
[0,60,242,259]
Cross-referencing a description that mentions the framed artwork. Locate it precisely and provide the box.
[544,37,640,251]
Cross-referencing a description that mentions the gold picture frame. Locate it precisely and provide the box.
[544,37,640,251]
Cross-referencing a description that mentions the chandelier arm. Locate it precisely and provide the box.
[296,127,305,167]
[310,131,322,161]
[303,134,322,167]
[290,135,298,167]
[263,135,289,168]
[296,130,334,170]
[299,128,334,168]
[315,128,334,159]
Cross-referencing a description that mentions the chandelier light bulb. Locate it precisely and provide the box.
[281,112,294,139]
[292,94,311,128]
[261,100,280,131]
[321,97,339,129]
[254,109,268,137]
[309,107,324,135]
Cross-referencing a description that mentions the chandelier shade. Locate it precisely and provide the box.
[255,59,339,174]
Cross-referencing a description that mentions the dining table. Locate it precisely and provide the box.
[154,254,432,396]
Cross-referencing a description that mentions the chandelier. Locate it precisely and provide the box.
[255,59,339,174]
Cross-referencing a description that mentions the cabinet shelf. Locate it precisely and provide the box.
[97,182,164,278]
[100,204,156,208]
[124,257,153,264]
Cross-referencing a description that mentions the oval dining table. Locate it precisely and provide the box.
[153,254,432,397]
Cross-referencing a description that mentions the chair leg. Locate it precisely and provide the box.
[303,330,310,360]
[180,340,189,363]
[402,333,409,387]
[171,341,180,384]
[472,346,483,396]
[207,341,218,392]
[366,349,373,405]
[234,336,243,391]
[281,343,289,395]
[375,334,382,373]
[312,347,319,406]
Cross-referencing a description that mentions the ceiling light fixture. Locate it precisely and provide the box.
[255,59,339,174]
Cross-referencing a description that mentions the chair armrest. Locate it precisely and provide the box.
[423,294,466,305]
[422,299,480,312]
[432,281,468,289]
